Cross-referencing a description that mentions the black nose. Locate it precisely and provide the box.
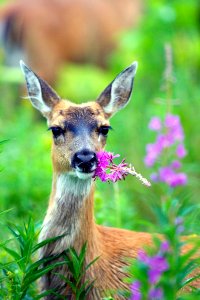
[72,149,97,173]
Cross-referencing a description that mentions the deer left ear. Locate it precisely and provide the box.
[97,62,138,118]
[20,60,60,117]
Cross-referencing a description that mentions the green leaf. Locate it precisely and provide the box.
[79,279,95,300]
[182,273,200,287]
[79,243,87,268]
[22,261,66,288]
[35,289,66,299]
[54,272,77,293]
[85,256,99,272]
[68,248,81,281]
[2,246,23,269]
[7,225,25,253]
[32,233,66,253]
[0,208,13,216]
[26,252,64,275]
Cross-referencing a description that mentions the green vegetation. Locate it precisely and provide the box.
[0,0,200,298]
[0,218,96,299]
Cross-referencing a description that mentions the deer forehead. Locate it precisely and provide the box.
[49,100,109,128]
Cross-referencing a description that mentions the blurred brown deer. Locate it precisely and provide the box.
[0,0,142,84]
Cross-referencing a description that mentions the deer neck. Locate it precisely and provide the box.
[40,173,99,255]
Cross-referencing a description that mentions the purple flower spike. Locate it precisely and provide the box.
[157,134,174,149]
[171,160,181,169]
[130,281,141,300]
[175,217,184,234]
[149,287,163,299]
[160,240,170,253]
[130,242,169,300]
[150,172,159,182]
[159,166,175,184]
[149,117,162,131]
[138,250,149,264]
[145,113,187,188]
[165,114,180,128]
[169,172,187,187]
[176,144,187,158]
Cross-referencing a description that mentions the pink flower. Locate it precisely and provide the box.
[160,241,170,253]
[94,151,151,186]
[149,287,163,299]
[176,144,187,158]
[171,160,181,169]
[145,114,187,188]
[169,172,187,187]
[173,126,184,142]
[144,143,162,167]
[130,281,141,300]
[138,248,168,284]
[106,162,128,182]
[159,167,175,183]
[96,151,119,168]
[175,217,184,234]
[165,114,180,128]
[148,117,162,131]
[157,134,174,148]
[131,242,169,300]
[138,250,149,264]
[158,167,187,187]
[150,172,159,182]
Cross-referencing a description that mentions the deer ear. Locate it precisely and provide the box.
[97,62,138,118]
[20,60,60,117]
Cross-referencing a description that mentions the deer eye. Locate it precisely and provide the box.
[49,126,65,138]
[98,126,112,137]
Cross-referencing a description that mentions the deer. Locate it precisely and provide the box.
[20,61,199,299]
[1,0,142,84]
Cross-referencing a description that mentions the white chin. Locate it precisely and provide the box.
[75,170,95,180]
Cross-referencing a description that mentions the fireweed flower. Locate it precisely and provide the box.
[148,117,162,131]
[148,287,163,299]
[94,150,151,187]
[130,242,169,300]
[144,113,188,187]
[130,281,141,300]
[175,217,184,234]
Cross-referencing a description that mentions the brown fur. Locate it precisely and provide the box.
[0,0,142,83]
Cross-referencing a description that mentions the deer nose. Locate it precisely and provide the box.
[72,150,97,173]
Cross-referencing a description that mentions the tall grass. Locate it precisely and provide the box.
[0,218,97,299]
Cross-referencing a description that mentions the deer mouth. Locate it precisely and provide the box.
[74,169,95,180]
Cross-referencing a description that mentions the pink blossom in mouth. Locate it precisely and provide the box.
[94,151,151,187]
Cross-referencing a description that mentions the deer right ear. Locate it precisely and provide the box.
[20,60,60,117]
[97,62,138,118]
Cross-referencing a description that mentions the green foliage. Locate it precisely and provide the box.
[0,219,66,299]
[56,243,98,300]
[0,0,200,228]
[124,197,200,299]
[0,0,200,298]
[0,219,98,299]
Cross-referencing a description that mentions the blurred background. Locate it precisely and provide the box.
[0,0,199,232]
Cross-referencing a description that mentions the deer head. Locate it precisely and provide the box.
[20,60,137,180]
